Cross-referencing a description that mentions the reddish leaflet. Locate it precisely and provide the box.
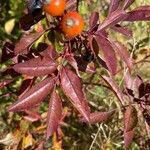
[1,0,150,149]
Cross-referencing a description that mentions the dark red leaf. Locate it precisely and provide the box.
[1,42,15,62]
[111,24,133,37]
[0,79,13,89]
[145,83,150,97]
[66,53,95,74]
[75,56,96,73]
[65,54,80,76]
[124,130,134,150]
[1,67,20,78]
[138,83,145,98]
[60,67,90,122]
[80,110,115,124]
[124,71,135,99]
[97,9,127,31]
[20,11,44,31]
[89,36,108,69]
[18,78,35,96]
[96,35,117,75]
[102,76,124,102]
[143,109,150,126]
[14,32,44,55]
[110,41,133,69]
[89,36,99,57]
[13,56,57,76]
[130,75,143,96]
[124,105,138,132]
[8,77,55,112]
[41,45,58,60]
[89,12,99,31]
[46,90,62,139]
[125,6,150,21]
[108,0,120,15]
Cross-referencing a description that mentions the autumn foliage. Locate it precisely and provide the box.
[0,0,150,149]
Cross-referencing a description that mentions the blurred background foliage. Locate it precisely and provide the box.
[0,0,150,149]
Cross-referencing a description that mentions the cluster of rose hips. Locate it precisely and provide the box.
[42,0,84,38]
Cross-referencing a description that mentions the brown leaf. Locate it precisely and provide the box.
[80,110,115,124]
[46,90,62,139]
[124,105,138,132]
[60,67,90,122]
[124,130,134,150]
[8,77,55,112]
[13,56,57,76]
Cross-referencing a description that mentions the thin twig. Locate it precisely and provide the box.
[89,125,101,150]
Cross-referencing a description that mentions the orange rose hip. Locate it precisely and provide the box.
[61,11,84,38]
[43,0,66,16]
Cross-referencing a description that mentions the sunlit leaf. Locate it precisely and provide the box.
[80,110,115,124]
[98,9,126,31]
[13,56,57,77]
[111,24,133,37]
[89,12,99,31]
[124,105,138,132]
[102,76,124,102]
[46,90,62,139]
[8,77,55,112]
[96,36,117,75]
[4,19,15,35]
[14,32,44,55]
[60,67,90,122]
[125,6,150,21]
[108,0,120,15]
[124,130,134,150]
[110,41,133,69]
